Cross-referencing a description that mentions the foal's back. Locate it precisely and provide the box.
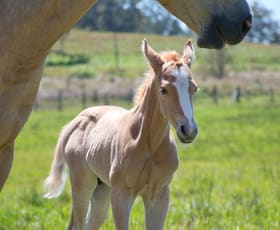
[63,105,127,155]
[61,105,127,183]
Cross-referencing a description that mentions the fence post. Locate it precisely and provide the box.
[92,89,99,103]
[211,85,218,104]
[269,88,274,103]
[57,89,63,111]
[103,93,109,105]
[232,86,242,103]
[81,89,87,109]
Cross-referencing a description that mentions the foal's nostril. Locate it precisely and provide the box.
[241,15,252,35]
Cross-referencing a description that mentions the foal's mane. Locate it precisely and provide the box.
[133,50,181,106]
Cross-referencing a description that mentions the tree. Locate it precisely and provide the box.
[76,0,188,35]
[245,2,280,44]
[208,48,232,79]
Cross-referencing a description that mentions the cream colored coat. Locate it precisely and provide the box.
[43,40,199,230]
[0,0,251,191]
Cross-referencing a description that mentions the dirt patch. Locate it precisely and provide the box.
[198,71,280,89]
[37,70,280,102]
[37,75,142,104]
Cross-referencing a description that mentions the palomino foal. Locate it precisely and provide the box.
[44,40,198,230]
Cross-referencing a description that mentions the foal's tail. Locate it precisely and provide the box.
[43,129,67,199]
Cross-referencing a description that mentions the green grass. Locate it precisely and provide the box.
[0,96,279,229]
[44,30,280,78]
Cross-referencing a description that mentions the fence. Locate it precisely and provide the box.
[33,83,278,111]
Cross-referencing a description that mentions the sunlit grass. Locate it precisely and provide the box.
[0,97,279,229]
[43,30,280,79]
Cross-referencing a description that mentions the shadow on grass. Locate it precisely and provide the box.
[46,50,90,67]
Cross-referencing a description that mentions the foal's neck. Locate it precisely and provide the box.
[133,78,170,153]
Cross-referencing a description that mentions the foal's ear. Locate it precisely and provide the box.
[182,40,195,68]
[142,39,164,72]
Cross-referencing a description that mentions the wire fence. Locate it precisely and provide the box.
[34,84,278,111]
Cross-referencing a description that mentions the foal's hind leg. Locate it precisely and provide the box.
[67,158,97,230]
[87,181,111,230]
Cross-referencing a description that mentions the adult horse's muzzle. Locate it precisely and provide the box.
[197,13,252,49]
[176,119,198,144]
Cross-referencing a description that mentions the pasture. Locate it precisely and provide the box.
[0,96,279,229]
[43,30,280,79]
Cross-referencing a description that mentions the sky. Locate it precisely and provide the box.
[248,0,280,21]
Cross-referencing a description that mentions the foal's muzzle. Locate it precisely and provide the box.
[176,119,198,143]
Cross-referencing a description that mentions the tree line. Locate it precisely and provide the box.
[76,0,280,44]
[245,1,280,44]
[76,0,190,36]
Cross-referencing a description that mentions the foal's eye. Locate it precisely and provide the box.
[160,87,168,94]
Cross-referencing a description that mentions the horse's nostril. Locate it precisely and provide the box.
[241,15,252,35]
[180,125,186,135]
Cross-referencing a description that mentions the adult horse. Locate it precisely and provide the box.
[0,0,252,191]
[44,39,198,229]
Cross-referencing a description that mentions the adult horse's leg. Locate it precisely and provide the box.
[67,210,74,230]
[87,182,111,229]
[67,157,97,229]
[0,62,44,192]
[0,143,14,191]
[142,185,170,230]
[111,187,134,230]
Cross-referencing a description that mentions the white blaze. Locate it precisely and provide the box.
[171,67,193,123]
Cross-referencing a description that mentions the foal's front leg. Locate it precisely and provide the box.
[142,185,170,230]
[111,187,134,230]
[87,182,111,230]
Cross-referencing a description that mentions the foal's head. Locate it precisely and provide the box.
[142,39,198,143]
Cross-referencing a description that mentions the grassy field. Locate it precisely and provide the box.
[43,30,280,79]
[0,96,279,229]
